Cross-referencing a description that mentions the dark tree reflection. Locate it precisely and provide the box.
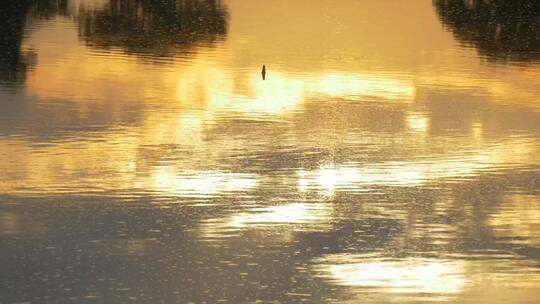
[77,0,228,56]
[29,0,68,19]
[0,0,69,85]
[434,0,540,62]
[0,0,228,85]
[0,1,33,84]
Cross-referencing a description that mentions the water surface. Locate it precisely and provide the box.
[1,0,540,303]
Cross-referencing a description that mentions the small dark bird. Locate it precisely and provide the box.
[261,65,266,80]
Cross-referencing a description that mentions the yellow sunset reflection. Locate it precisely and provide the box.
[297,138,539,194]
[175,67,415,118]
[311,74,414,100]
[416,68,540,112]
[298,166,360,195]
[315,254,467,295]
[406,111,430,133]
[148,166,257,196]
[201,202,333,240]
[23,15,418,120]
[2,0,540,302]
[218,72,305,115]
[488,195,540,247]
[228,203,330,227]
[0,136,258,197]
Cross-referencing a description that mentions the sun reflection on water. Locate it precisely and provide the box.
[149,166,258,197]
[201,202,333,240]
[314,254,467,296]
[489,194,540,246]
[297,138,539,195]
[1,0,540,303]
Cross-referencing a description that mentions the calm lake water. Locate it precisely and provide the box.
[1,0,540,303]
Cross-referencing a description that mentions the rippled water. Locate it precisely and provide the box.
[1,0,540,303]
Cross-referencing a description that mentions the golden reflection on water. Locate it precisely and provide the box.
[296,138,539,194]
[315,254,467,295]
[25,43,415,115]
[406,111,429,133]
[489,195,540,246]
[149,167,257,196]
[2,134,536,195]
[201,202,333,240]
[227,203,329,226]
[4,25,539,196]
[314,253,540,302]
[22,0,540,116]
[1,0,540,302]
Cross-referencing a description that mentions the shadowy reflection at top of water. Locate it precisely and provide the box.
[29,0,69,19]
[0,0,228,86]
[0,1,34,85]
[77,0,228,57]
[434,0,540,63]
